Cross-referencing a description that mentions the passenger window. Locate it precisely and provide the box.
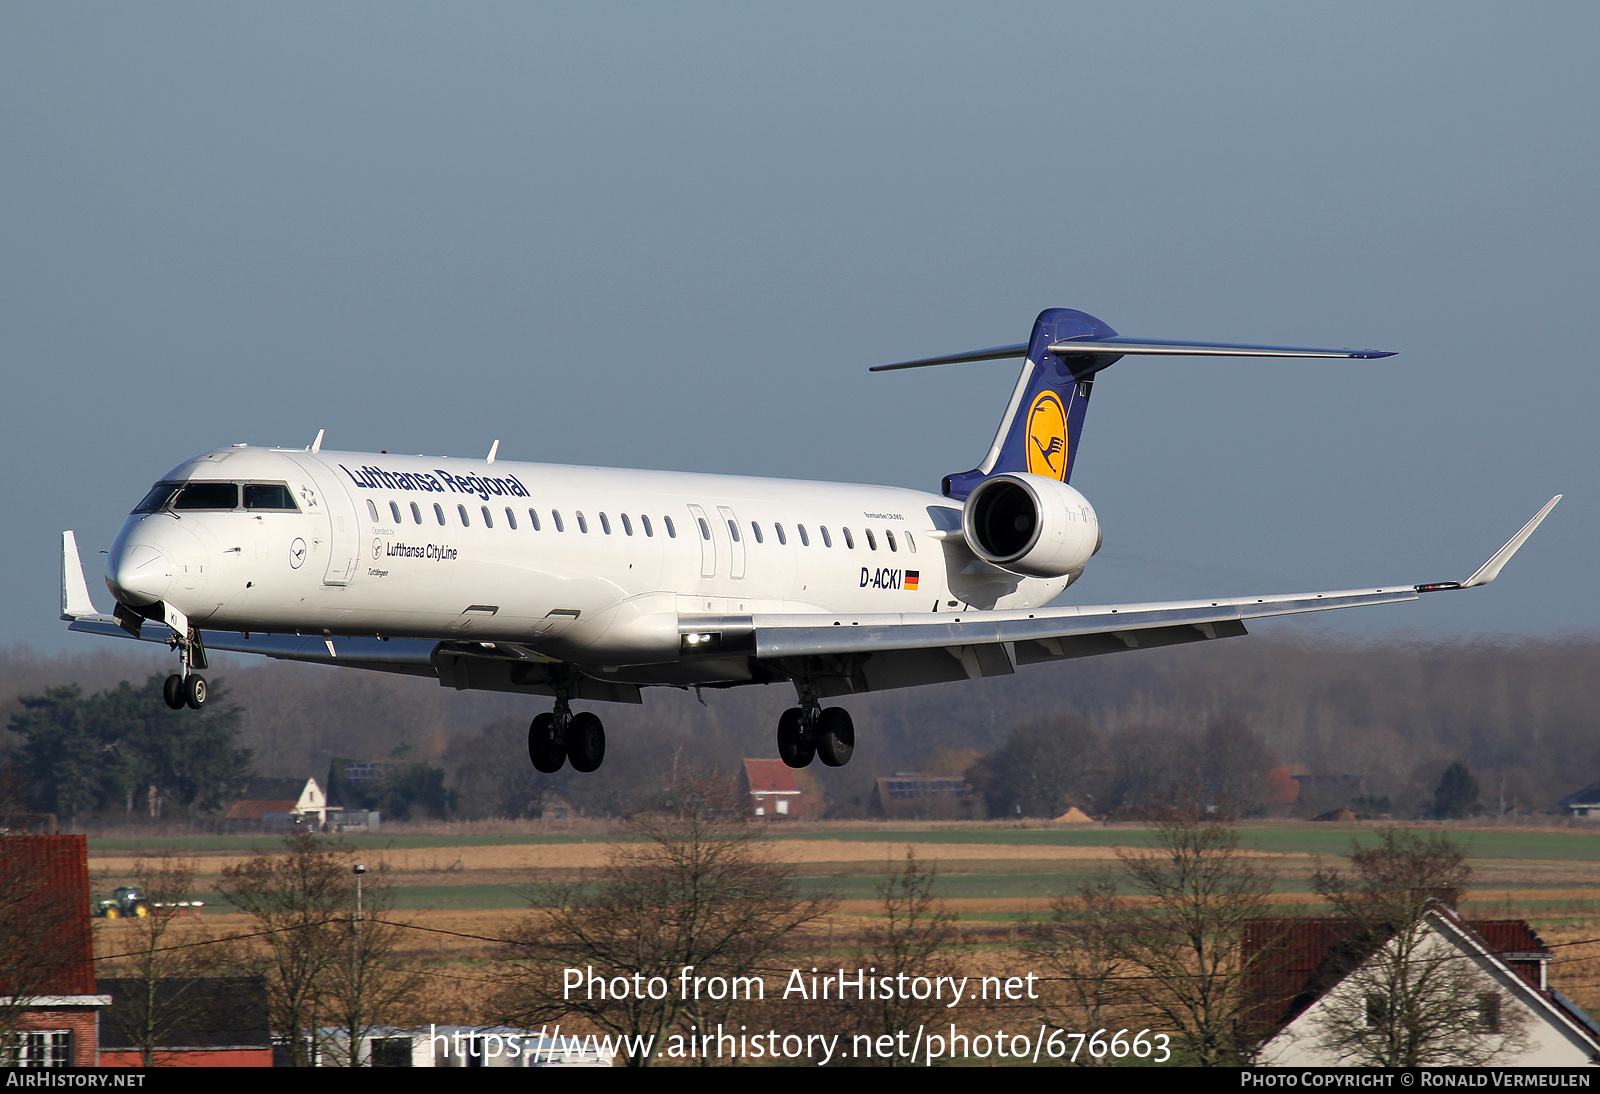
[390,501,403,523]
[434,503,446,525]
[577,512,588,533]
[366,500,380,523]
[774,523,786,545]
[843,527,855,549]
[458,504,471,527]
[820,526,831,548]
[527,508,541,531]
[906,531,915,553]
[865,528,877,551]
[698,517,711,540]
[727,519,740,543]
[174,483,239,510]
[553,511,564,532]
[481,506,494,529]
[411,502,422,524]
[244,484,298,511]
[750,522,763,544]
[600,513,611,534]
[664,516,676,538]
[132,482,182,514]
[621,514,633,536]
[885,530,897,552]
[641,515,653,537]
[505,507,517,530]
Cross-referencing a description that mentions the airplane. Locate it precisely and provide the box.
[60,307,1560,774]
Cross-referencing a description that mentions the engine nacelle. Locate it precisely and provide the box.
[962,472,1102,578]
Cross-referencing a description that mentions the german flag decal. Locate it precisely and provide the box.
[905,570,919,591]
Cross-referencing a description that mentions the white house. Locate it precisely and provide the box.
[1250,905,1600,1067]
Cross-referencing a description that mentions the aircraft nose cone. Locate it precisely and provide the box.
[108,543,172,607]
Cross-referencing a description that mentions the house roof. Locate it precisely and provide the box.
[743,759,800,795]
[226,799,299,820]
[1245,909,1573,1043]
[1559,782,1600,808]
[0,835,97,996]
[97,977,271,1050]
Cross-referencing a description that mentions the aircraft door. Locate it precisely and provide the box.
[716,505,746,579]
[686,504,717,578]
[283,453,361,586]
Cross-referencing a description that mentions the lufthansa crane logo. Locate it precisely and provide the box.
[1025,390,1069,479]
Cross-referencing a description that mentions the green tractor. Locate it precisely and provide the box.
[93,886,150,919]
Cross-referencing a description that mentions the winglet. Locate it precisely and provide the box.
[1457,495,1562,588]
[61,531,100,621]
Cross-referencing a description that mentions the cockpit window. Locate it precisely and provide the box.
[172,482,240,510]
[132,483,182,514]
[244,484,298,511]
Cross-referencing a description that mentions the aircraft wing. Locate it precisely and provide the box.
[680,496,1563,693]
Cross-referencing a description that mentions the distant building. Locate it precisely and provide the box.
[1246,907,1600,1066]
[739,760,821,820]
[315,1026,613,1067]
[97,977,272,1067]
[0,835,109,1067]
[1558,782,1600,819]
[225,777,335,829]
[871,774,974,820]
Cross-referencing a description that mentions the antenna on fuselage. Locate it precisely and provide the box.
[486,439,499,464]
[309,428,325,454]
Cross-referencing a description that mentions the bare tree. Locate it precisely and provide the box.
[318,866,424,1067]
[98,856,219,1066]
[218,832,353,1067]
[1308,828,1528,1066]
[1093,805,1277,1065]
[825,849,963,1067]
[496,779,833,1067]
[1029,872,1132,1065]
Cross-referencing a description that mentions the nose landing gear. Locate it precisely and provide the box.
[527,698,607,773]
[162,613,208,710]
[777,702,854,769]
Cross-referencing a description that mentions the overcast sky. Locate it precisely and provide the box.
[3,2,1596,652]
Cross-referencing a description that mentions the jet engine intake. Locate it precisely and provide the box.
[962,472,1101,578]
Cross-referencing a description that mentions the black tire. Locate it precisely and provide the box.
[567,712,606,773]
[163,674,186,710]
[817,707,855,767]
[528,712,565,773]
[184,675,207,710]
[777,707,814,769]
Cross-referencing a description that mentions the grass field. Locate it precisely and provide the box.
[87,819,1600,1027]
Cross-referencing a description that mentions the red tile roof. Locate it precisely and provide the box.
[743,759,800,795]
[0,835,96,996]
[1244,912,1556,1037]
[226,800,298,820]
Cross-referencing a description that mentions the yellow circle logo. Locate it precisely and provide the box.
[1025,391,1069,479]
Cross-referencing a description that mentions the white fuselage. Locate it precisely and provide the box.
[106,446,1079,677]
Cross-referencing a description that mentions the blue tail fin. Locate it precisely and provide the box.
[942,308,1115,499]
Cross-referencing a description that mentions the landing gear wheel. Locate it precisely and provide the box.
[777,707,815,769]
[183,675,207,710]
[163,675,186,710]
[528,712,566,773]
[817,707,854,767]
[567,712,606,773]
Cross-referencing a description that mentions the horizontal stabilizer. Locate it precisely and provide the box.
[871,336,1393,371]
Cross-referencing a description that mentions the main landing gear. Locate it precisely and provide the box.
[528,699,606,774]
[162,673,207,711]
[777,703,854,769]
